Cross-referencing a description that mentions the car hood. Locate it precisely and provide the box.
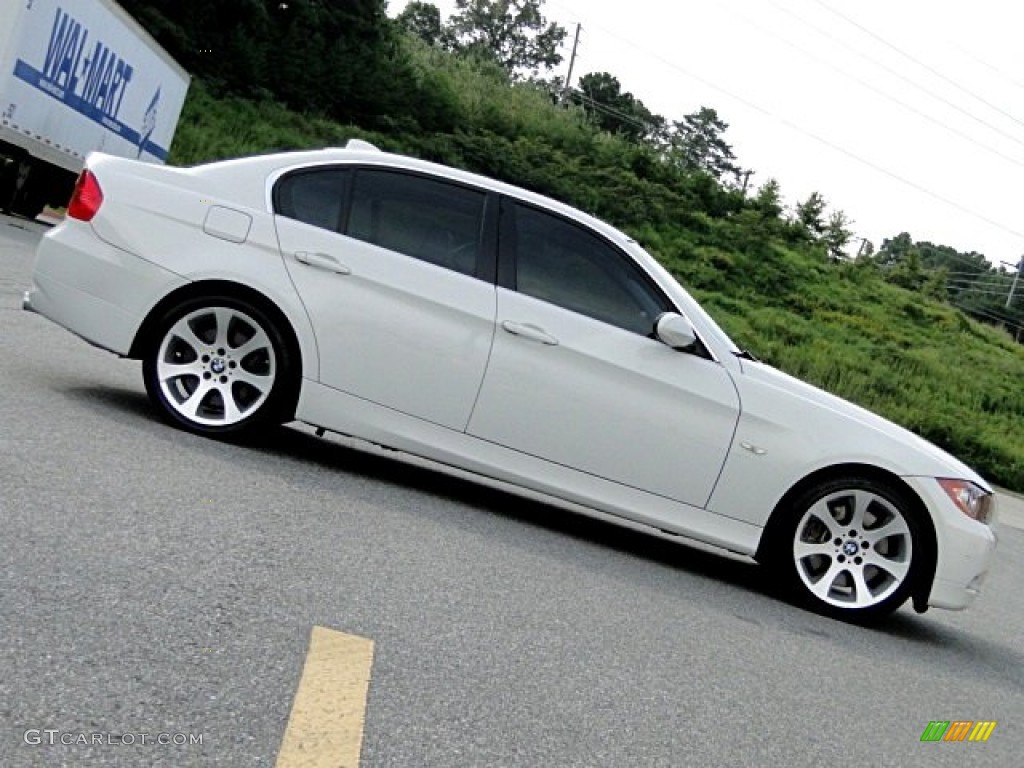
[734,358,990,490]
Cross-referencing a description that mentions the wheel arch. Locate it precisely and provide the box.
[131,280,299,356]
[756,462,938,612]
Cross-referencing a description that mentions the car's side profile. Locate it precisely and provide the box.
[24,140,997,621]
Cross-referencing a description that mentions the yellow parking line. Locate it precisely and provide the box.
[276,626,375,768]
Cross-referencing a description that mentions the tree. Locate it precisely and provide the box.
[917,241,989,276]
[794,191,827,236]
[119,0,460,131]
[397,1,443,46]
[873,233,1024,330]
[886,248,926,291]
[874,232,915,268]
[667,107,742,182]
[752,178,783,218]
[444,0,566,77]
[574,72,658,143]
[872,233,931,290]
[822,210,853,260]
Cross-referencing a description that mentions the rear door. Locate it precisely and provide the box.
[274,166,498,431]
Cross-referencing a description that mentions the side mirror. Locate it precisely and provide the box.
[655,312,697,350]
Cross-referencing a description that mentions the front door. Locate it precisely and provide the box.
[466,201,739,508]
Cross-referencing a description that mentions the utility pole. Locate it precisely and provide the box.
[855,237,869,259]
[739,170,752,197]
[1007,258,1021,309]
[562,23,581,102]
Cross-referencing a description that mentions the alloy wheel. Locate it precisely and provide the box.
[792,488,914,610]
[155,306,277,428]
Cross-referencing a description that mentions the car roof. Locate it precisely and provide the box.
[192,143,638,249]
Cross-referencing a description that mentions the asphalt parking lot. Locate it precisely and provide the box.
[1,214,1022,767]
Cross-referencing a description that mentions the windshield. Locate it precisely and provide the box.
[682,295,743,355]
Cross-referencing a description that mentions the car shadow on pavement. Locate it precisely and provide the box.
[881,613,1024,693]
[255,426,775,593]
[282,431,776,591]
[61,385,775,593]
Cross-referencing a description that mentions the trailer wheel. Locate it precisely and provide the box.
[2,158,72,220]
[4,159,45,219]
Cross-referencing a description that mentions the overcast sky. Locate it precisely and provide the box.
[389,0,1024,267]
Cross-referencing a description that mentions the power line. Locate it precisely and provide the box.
[761,0,1024,156]
[946,272,1015,280]
[727,0,1024,169]
[950,294,1013,301]
[948,43,1024,94]
[545,0,1024,246]
[571,89,655,133]
[945,274,1003,279]
[868,248,998,275]
[945,285,1002,292]
[947,282,1022,305]
[809,0,1024,134]
[947,288,1017,297]
[952,303,1024,332]
[555,2,1024,252]
[918,260,1013,277]
[946,273,1014,281]
[947,280,1015,288]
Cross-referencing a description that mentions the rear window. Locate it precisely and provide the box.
[275,169,348,231]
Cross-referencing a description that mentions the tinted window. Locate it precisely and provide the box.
[512,203,668,335]
[275,169,348,231]
[347,170,485,276]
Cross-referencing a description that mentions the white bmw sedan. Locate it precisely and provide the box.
[24,140,997,621]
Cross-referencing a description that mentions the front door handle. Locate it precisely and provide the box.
[501,321,559,346]
[294,251,351,275]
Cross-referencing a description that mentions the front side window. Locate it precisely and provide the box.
[347,170,485,277]
[511,203,669,335]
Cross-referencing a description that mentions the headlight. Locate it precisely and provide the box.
[937,479,995,524]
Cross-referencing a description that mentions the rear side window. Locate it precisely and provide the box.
[275,169,349,231]
[347,170,485,277]
[510,202,669,335]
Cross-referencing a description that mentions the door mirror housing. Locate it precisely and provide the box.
[655,312,697,350]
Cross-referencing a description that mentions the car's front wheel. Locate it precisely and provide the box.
[143,296,295,437]
[775,477,927,620]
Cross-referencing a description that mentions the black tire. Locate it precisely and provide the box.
[5,158,46,219]
[768,476,927,621]
[142,295,297,437]
[11,191,46,220]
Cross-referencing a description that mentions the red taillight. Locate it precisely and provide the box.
[67,169,103,221]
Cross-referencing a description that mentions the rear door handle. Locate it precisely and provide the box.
[294,251,351,275]
[501,321,559,346]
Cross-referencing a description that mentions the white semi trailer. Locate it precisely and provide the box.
[0,0,189,217]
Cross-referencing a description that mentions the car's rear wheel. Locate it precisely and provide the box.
[774,477,925,620]
[143,296,295,436]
